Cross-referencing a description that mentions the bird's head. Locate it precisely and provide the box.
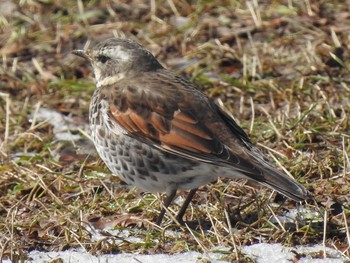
[73,38,163,86]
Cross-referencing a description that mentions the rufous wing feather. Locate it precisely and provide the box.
[109,103,216,154]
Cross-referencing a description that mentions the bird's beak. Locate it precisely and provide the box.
[72,49,91,60]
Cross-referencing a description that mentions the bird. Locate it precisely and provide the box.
[73,37,311,226]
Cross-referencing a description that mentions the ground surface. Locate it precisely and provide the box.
[0,0,349,262]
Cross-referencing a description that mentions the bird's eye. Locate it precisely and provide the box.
[97,55,109,63]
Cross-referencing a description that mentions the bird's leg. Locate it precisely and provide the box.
[156,190,177,225]
[176,188,197,225]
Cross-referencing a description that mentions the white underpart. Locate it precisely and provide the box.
[93,66,102,83]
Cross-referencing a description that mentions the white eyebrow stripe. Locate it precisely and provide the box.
[102,45,130,62]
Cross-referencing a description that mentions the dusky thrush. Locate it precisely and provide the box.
[73,38,311,225]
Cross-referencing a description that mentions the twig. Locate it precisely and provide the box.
[0,92,10,145]
[323,210,327,259]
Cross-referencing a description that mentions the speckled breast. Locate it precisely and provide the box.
[88,91,217,194]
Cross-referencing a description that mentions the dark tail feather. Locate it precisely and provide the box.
[247,158,312,201]
[258,170,311,201]
[231,146,312,201]
[215,101,311,201]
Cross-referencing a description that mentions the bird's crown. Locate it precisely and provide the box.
[73,38,163,85]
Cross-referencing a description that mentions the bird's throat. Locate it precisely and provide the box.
[96,73,126,87]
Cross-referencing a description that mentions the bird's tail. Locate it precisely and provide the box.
[225,147,312,201]
[246,148,311,201]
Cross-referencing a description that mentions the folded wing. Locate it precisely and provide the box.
[102,69,310,201]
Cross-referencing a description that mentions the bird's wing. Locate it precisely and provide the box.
[102,69,310,201]
[102,69,251,166]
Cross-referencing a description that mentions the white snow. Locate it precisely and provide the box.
[4,249,228,263]
[29,107,88,141]
[242,243,345,263]
[3,243,346,263]
[274,207,322,224]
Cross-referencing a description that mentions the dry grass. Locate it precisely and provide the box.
[0,0,350,262]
